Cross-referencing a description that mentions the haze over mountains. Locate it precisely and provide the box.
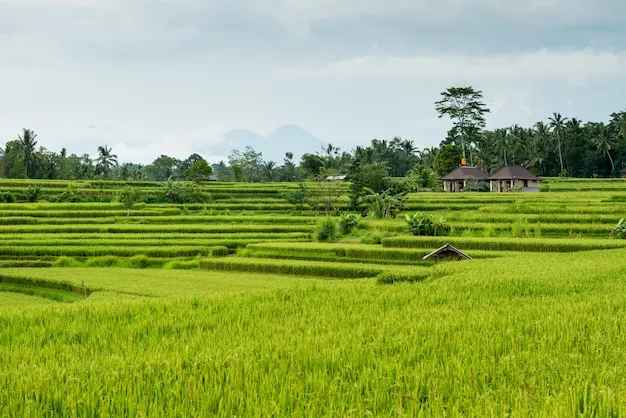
[214,124,328,163]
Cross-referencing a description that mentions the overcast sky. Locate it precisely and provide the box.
[1,0,625,164]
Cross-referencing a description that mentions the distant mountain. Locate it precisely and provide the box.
[215,125,326,162]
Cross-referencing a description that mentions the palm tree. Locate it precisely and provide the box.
[548,113,568,176]
[419,147,437,167]
[261,161,277,182]
[590,123,615,173]
[361,187,407,219]
[17,128,39,177]
[494,128,513,166]
[526,122,550,175]
[613,112,626,141]
[463,125,482,166]
[95,145,118,177]
[400,139,417,156]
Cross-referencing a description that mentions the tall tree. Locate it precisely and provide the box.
[494,128,513,166]
[526,122,551,175]
[589,122,615,173]
[261,161,277,182]
[435,87,490,159]
[17,128,39,178]
[95,145,118,177]
[144,155,179,181]
[548,113,568,176]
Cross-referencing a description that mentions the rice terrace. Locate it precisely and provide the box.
[1,171,626,415]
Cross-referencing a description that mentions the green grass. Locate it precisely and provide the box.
[0,283,85,303]
[2,249,626,415]
[382,235,626,252]
[4,180,626,414]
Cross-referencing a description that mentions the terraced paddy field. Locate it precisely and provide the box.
[2,178,626,415]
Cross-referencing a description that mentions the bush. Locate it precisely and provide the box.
[612,218,626,239]
[26,186,42,202]
[0,191,16,203]
[359,230,395,245]
[125,255,151,269]
[282,183,309,210]
[163,181,207,204]
[53,257,83,268]
[315,217,339,242]
[163,260,200,270]
[54,181,89,203]
[85,256,121,267]
[405,212,450,236]
[339,213,361,235]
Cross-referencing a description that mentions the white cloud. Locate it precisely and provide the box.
[281,49,626,85]
[0,0,625,162]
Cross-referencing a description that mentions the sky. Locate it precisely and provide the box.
[1,0,626,164]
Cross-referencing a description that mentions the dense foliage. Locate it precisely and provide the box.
[3,88,625,183]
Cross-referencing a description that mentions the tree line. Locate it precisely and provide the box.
[2,87,625,182]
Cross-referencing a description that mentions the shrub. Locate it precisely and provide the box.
[360,187,407,219]
[53,257,83,268]
[339,213,361,235]
[163,181,206,204]
[55,181,87,203]
[26,185,41,202]
[612,218,626,239]
[117,186,140,218]
[163,260,200,270]
[360,230,396,245]
[125,255,151,269]
[282,183,309,211]
[315,218,339,242]
[85,256,121,267]
[405,212,450,236]
[0,191,16,203]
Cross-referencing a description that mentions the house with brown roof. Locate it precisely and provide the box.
[486,165,540,192]
[441,166,488,192]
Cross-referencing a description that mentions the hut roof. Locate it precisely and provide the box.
[441,166,488,181]
[422,244,472,261]
[486,165,539,181]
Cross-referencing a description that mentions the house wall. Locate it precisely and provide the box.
[490,179,540,192]
[445,179,486,192]
[444,181,463,192]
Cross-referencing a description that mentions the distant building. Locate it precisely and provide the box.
[486,165,540,192]
[325,174,348,181]
[441,166,488,193]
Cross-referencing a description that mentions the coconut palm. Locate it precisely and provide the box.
[590,123,615,173]
[95,145,118,177]
[526,122,551,175]
[261,161,277,182]
[17,128,39,177]
[494,128,513,166]
[548,113,568,175]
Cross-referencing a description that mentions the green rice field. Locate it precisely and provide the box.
[2,177,626,415]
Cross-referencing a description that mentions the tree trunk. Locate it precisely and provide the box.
[607,151,615,173]
[557,137,564,175]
